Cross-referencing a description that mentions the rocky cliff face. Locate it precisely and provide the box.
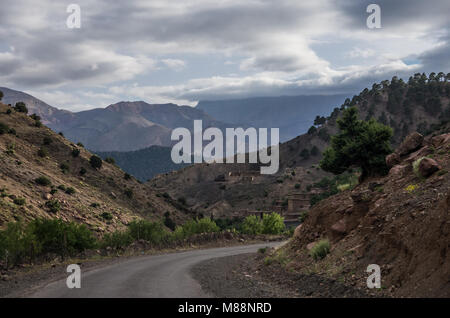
[286,131,450,297]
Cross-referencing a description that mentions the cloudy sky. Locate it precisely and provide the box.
[0,0,449,111]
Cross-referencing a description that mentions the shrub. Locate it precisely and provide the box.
[163,212,176,231]
[79,167,87,176]
[258,247,268,254]
[176,218,219,238]
[30,219,96,258]
[413,157,425,177]
[57,185,66,191]
[34,120,42,128]
[124,173,131,180]
[77,142,84,147]
[65,187,76,195]
[45,199,61,213]
[100,212,113,220]
[6,109,12,115]
[90,202,100,208]
[43,137,52,145]
[35,176,51,186]
[298,211,308,223]
[0,90,2,100]
[309,239,330,260]
[13,197,26,206]
[100,231,132,250]
[240,215,263,235]
[89,155,102,169]
[14,102,28,113]
[294,183,301,189]
[177,197,187,205]
[37,147,48,158]
[104,157,115,164]
[7,128,16,135]
[30,114,41,121]
[262,213,285,234]
[60,162,69,173]
[71,148,80,158]
[128,220,171,245]
[124,188,133,199]
[0,221,39,268]
[0,122,9,134]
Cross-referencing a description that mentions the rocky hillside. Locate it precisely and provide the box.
[285,131,450,297]
[0,103,190,233]
[151,74,450,218]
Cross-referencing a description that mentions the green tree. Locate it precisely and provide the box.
[262,213,285,234]
[240,215,263,235]
[89,155,102,169]
[320,107,393,181]
[14,102,28,113]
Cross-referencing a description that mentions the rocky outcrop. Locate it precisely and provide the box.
[418,158,440,178]
[396,132,424,156]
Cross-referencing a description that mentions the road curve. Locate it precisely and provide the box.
[30,242,280,298]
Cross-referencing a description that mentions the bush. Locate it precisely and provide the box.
[71,148,80,158]
[13,197,26,206]
[128,220,171,245]
[0,219,96,267]
[104,157,115,164]
[43,137,52,145]
[7,128,16,135]
[124,173,131,180]
[262,213,285,234]
[0,221,39,268]
[413,157,426,177]
[37,147,48,158]
[6,109,12,115]
[163,212,176,231]
[14,102,28,113]
[60,162,69,173]
[65,187,76,195]
[124,188,133,199]
[321,107,393,181]
[90,155,102,169]
[30,219,96,258]
[0,122,9,134]
[34,120,42,128]
[79,167,87,176]
[100,212,113,220]
[240,215,263,235]
[309,239,330,260]
[100,231,132,250]
[30,114,41,121]
[45,199,61,213]
[77,142,84,148]
[35,176,52,186]
[175,217,220,239]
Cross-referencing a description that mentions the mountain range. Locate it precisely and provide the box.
[0,87,344,152]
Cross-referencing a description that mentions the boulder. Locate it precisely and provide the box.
[331,219,347,236]
[397,132,424,156]
[431,133,450,148]
[418,158,440,178]
[293,224,303,238]
[389,164,407,177]
[386,153,400,168]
